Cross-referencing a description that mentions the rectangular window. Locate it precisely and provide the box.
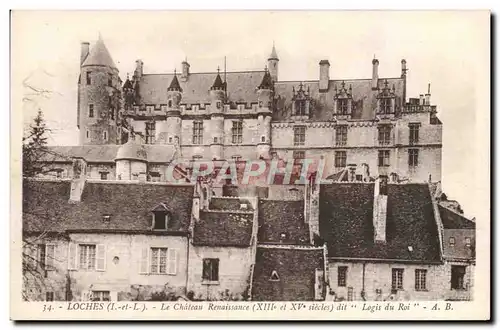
[108,74,112,87]
[408,149,419,167]
[337,99,348,115]
[153,212,167,230]
[145,122,156,144]
[335,151,347,168]
[378,125,391,145]
[79,244,96,270]
[193,121,203,145]
[102,131,108,141]
[232,155,242,162]
[232,121,243,144]
[338,266,348,287]
[92,291,110,301]
[335,125,348,146]
[392,268,404,290]
[88,104,94,118]
[378,150,390,167]
[380,98,392,114]
[110,109,115,120]
[86,71,91,85]
[294,126,306,146]
[202,258,219,281]
[237,104,245,111]
[409,123,420,144]
[295,100,306,116]
[46,292,54,302]
[451,265,466,290]
[37,244,55,270]
[449,237,455,246]
[192,105,199,111]
[100,172,108,180]
[150,247,168,274]
[415,269,427,291]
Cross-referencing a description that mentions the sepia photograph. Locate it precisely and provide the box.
[10,10,490,320]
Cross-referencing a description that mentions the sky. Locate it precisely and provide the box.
[11,10,490,219]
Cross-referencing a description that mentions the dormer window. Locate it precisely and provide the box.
[337,99,348,114]
[295,100,306,116]
[151,203,171,231]
[465,237,471,247]
[380,98,392,114]
[377,80,396,115]
[334,81,352,116]
[168,100,172,108]
[292,82,310,117]
[216,101,222,109]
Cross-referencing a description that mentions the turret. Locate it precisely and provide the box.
[157,71,183,145]
[78,34,120,145]
[209,68,226,160]
[267,43,279,82]
[256,68,273,159]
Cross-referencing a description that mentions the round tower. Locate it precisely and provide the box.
[78,35,121,145]
[267,43,279,82]
[256,68,273,159]
[209,69,226,160]
[114,136,148,180]
[157,71,183,145]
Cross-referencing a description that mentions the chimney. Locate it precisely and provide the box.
[319,60,330,92]
[372,175,388,243]
[181,60,190,81]
[419,94,424,105]
[134,60,144,80]
[69,157,87,203]
[401,59,407,77]
[80,42,90,65]
[371,58,379,90]
[425,83,431,105]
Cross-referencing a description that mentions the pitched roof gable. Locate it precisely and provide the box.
[319,183,441,263]
[23,179,194,233]
[439,205,476,229]
[82,37,117,69]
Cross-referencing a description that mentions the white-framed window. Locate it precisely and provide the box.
[294,126,306,146]
[192,121,204,145]
[335,151,347,168]
[192,105,199,111]
[391,268,404,290]
[378,150,390,167]
[378,125,391,145]
[408,149,419,167]
[91,291,111,301]
[139,247,178,275]
[232,121,243,144]
[67,243,106,271]
[335,125,348,146]
[202,258,219,281]
[415,269,427,291]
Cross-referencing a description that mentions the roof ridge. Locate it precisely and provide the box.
[142,70,266,76]
[438,203,474,222]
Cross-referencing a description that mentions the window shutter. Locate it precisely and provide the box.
[96,244,106,271]
[46,244,56,269]
[139,247,149,274]
[68,243,78,270]
[167,248,177,275]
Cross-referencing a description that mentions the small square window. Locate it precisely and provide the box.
[449,237,455,246]
[465,237,471,247]
[338,266,348,287]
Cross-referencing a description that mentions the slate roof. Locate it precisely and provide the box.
[138,71,266,105]
[258,200,310,244]
[43,145,176,163]
[81,37,117,69]
[319,183,441,263]
[192,211,254,247]
[23,179,194,233]
[439,205,476,229]
[209,197,254,211]
[251,246,324,301]
[273,77,405,121]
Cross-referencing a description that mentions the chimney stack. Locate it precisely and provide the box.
[401,59,407,77]
[319,60,330,92]
[80,42,90,65]
[373,175,388,243]
[371,58,379,90]
[134,60,144,80]
[69,157,87,203]
[425,83,431,105]
[181,59,190,81]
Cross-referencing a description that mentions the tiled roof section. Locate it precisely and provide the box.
[439,206,476,229]
[192,211,254,247]
[252,247,324,301]
[23,180,194,233]
[319,183,441,263]
[138,71,265,105]
[258,200,309,244]
[209,197,254,211]
[273,77,404,121]
[43,145,176,163]
[81,37,117,69]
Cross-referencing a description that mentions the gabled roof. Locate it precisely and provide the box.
[192,211,254,247]
[138,70,265,105]
[42,145,176,163]
[211,72,225,90]
[251,246,324,301]
[82,36,117,69]
[319,183,441,263]
[268,44,279,61]
[439,205,475,229]
[23,180,194,233]
[258,199,309,244]
[168,74,182,92]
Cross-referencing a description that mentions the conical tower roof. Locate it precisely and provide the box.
[123,75,133,89]
[82,34,117,69]
[258,69,274,90]
[268,43,279,61]
[211,70,225,91]
[167,73,183,92]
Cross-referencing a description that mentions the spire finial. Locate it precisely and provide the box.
[264,65,268,72]
[174,68,177,75]
[217,66,220,73]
